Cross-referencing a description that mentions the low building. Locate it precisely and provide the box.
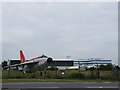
[74,58,112,68]
[7,59,20,66]
[48,59,74,70]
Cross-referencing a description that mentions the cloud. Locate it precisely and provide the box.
[0,2,2,61]
[2,2,118,64]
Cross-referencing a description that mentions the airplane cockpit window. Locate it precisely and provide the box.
[40,55,48,58]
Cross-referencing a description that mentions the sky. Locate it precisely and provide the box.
[1,2,118,65]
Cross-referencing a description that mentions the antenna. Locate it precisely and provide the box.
[66,55,71,59]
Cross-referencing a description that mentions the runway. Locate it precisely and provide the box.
[2,82,119,89]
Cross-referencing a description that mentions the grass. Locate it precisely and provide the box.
[2,79,118,83]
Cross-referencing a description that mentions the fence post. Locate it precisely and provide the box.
[78,61,80,79]
[8,59,11,79]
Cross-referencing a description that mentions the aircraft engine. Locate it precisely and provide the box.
[47,58,53,63]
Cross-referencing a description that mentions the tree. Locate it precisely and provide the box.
[98,64,114,71]
[49,66,58,71]
[99,65,106,70]
[2,61,8,68]
[88,64,114,71]
[115,65,120,70]
[87,67,95,71]
[105,64,114,70]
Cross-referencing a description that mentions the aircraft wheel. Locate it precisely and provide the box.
[23,65,27,73]
[23,69,26,73]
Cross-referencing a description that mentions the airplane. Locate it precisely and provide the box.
[6,50,53,73]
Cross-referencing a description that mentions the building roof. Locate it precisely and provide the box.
[53,59,73,61]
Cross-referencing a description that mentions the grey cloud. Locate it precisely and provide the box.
[2,2,118,64]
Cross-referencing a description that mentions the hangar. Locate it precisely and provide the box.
[48,59,74,70]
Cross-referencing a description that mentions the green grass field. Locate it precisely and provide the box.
[2,79,118,83]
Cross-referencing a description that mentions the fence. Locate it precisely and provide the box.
[2,70,120,81]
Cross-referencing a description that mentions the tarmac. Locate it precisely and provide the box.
[2,82,119,89]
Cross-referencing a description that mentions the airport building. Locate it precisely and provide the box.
[74,58,112,68]
[7,59,20,66]
[48,59,74,70]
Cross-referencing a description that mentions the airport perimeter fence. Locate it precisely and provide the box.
[2,69,120,81]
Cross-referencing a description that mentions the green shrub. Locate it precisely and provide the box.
[101,73,113,80]
[65,71,85,79]
[2,70,119,81]
[100,71,119,81]
[89,71,96,79]
[85,71,100,79]
[2,70,23,79]
[52,74,63,79]
[49,66,58,71]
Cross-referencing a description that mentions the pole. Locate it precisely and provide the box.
[55,61,57,77]
[33,71,35,78]
[78,61,80,79]
[22,65,25,78]
[96,62,99,79]
[8,59,11,79]
[8,66,10,79]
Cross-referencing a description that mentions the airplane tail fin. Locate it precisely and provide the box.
[20,50,26,63]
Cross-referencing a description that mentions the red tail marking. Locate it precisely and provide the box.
[20,50,26,63]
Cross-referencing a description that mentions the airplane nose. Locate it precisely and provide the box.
[47,58,53,63]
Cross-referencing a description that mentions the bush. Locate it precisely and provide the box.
[86,71,96,79]
[101,73,113,80]
[100,71,119,81]
[65,71,85,79]
[2,70,119,81]
[49,66,58,71]
[2,70,23,79]
[52,74,63,79]
[85,71,100,79]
